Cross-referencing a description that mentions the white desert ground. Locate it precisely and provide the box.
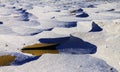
[0,0,120,72]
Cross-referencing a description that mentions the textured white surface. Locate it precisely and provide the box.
[0,0,120,72]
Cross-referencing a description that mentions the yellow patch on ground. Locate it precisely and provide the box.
[22,43,59,56]
[23,43,58,49]
[0,55,16,66]
[22,50,59,56]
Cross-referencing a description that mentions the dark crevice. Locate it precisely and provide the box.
[89,22,103,32]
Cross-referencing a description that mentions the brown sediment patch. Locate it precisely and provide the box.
[0,55,16,66]
[22,50,59,56]
[23,43,59,49]
[21,43,59,56]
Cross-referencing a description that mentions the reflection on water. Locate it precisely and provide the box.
[22,43,59,56]
[0,55,16,66]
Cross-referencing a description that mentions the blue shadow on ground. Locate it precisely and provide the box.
[89,22,103,32]
[76,12,89,18]
[0,21,3,24]
[57,36,97,54]
[64,22,77,28]
[12,55,40,65]
[39,35,97,54]
[39,37,70,44]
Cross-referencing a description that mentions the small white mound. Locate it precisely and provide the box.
[52,21,93,35]
[11,26,43,36]
[96,2,119,10]
[4,20,40,27]
[0,7,14,15]
[104,23,120,34]
[40,20,76,29]
[0,26,16,35]
[35,31,69,38]
[77,21,92,32]
[112,19,120,23]
[90,12,120,20]
[28,6,72,20]
[72,32,120,71]
[0,34,42,52]
[52,27,77,35]
[0,54,117,72]
[94,20,120,34]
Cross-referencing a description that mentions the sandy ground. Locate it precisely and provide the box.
[0,0,120,72]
